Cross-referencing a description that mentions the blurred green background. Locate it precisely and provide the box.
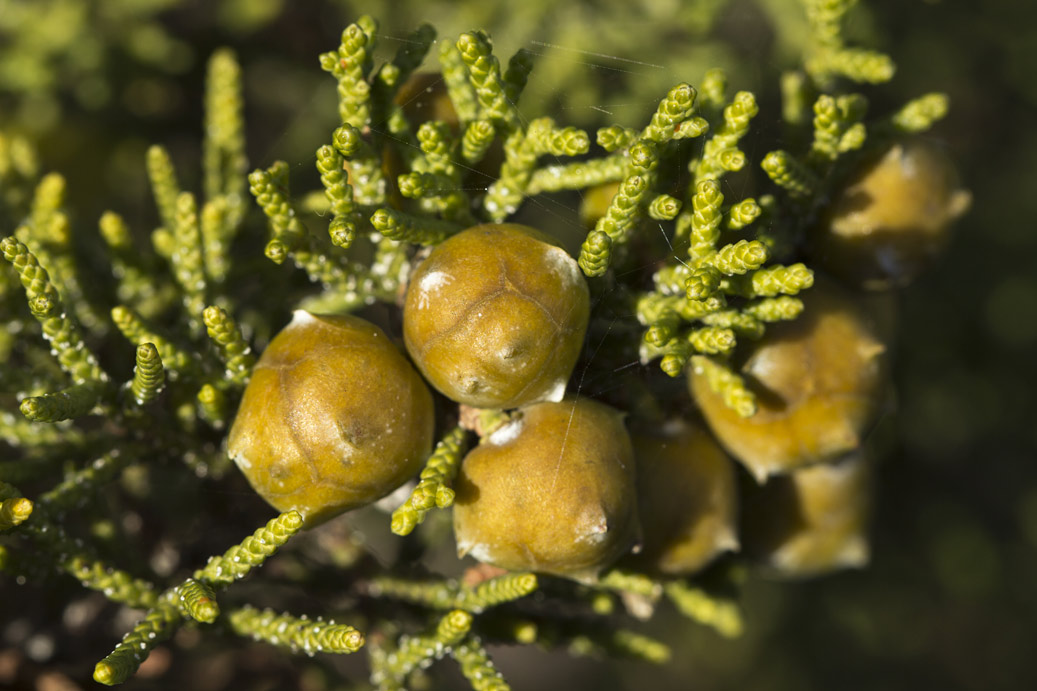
[1,0,1034,689]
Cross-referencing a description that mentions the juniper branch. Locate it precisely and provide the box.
[195,510,304,585]
[392,426,468,535]
[1,236,105,383]
[202,305,254,385]
[228,606,364,654]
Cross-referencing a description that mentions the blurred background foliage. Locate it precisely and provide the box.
[0,0,1034,689]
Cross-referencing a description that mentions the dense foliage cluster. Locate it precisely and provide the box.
[0,1,980,689]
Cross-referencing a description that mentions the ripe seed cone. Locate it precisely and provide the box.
[628,421,739,575]
[453,398,638,583]
[228,311,434,526]
[741,451,872,578]
[689,279,891,481]
[404,224,590,409]
[813,140,971,290]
